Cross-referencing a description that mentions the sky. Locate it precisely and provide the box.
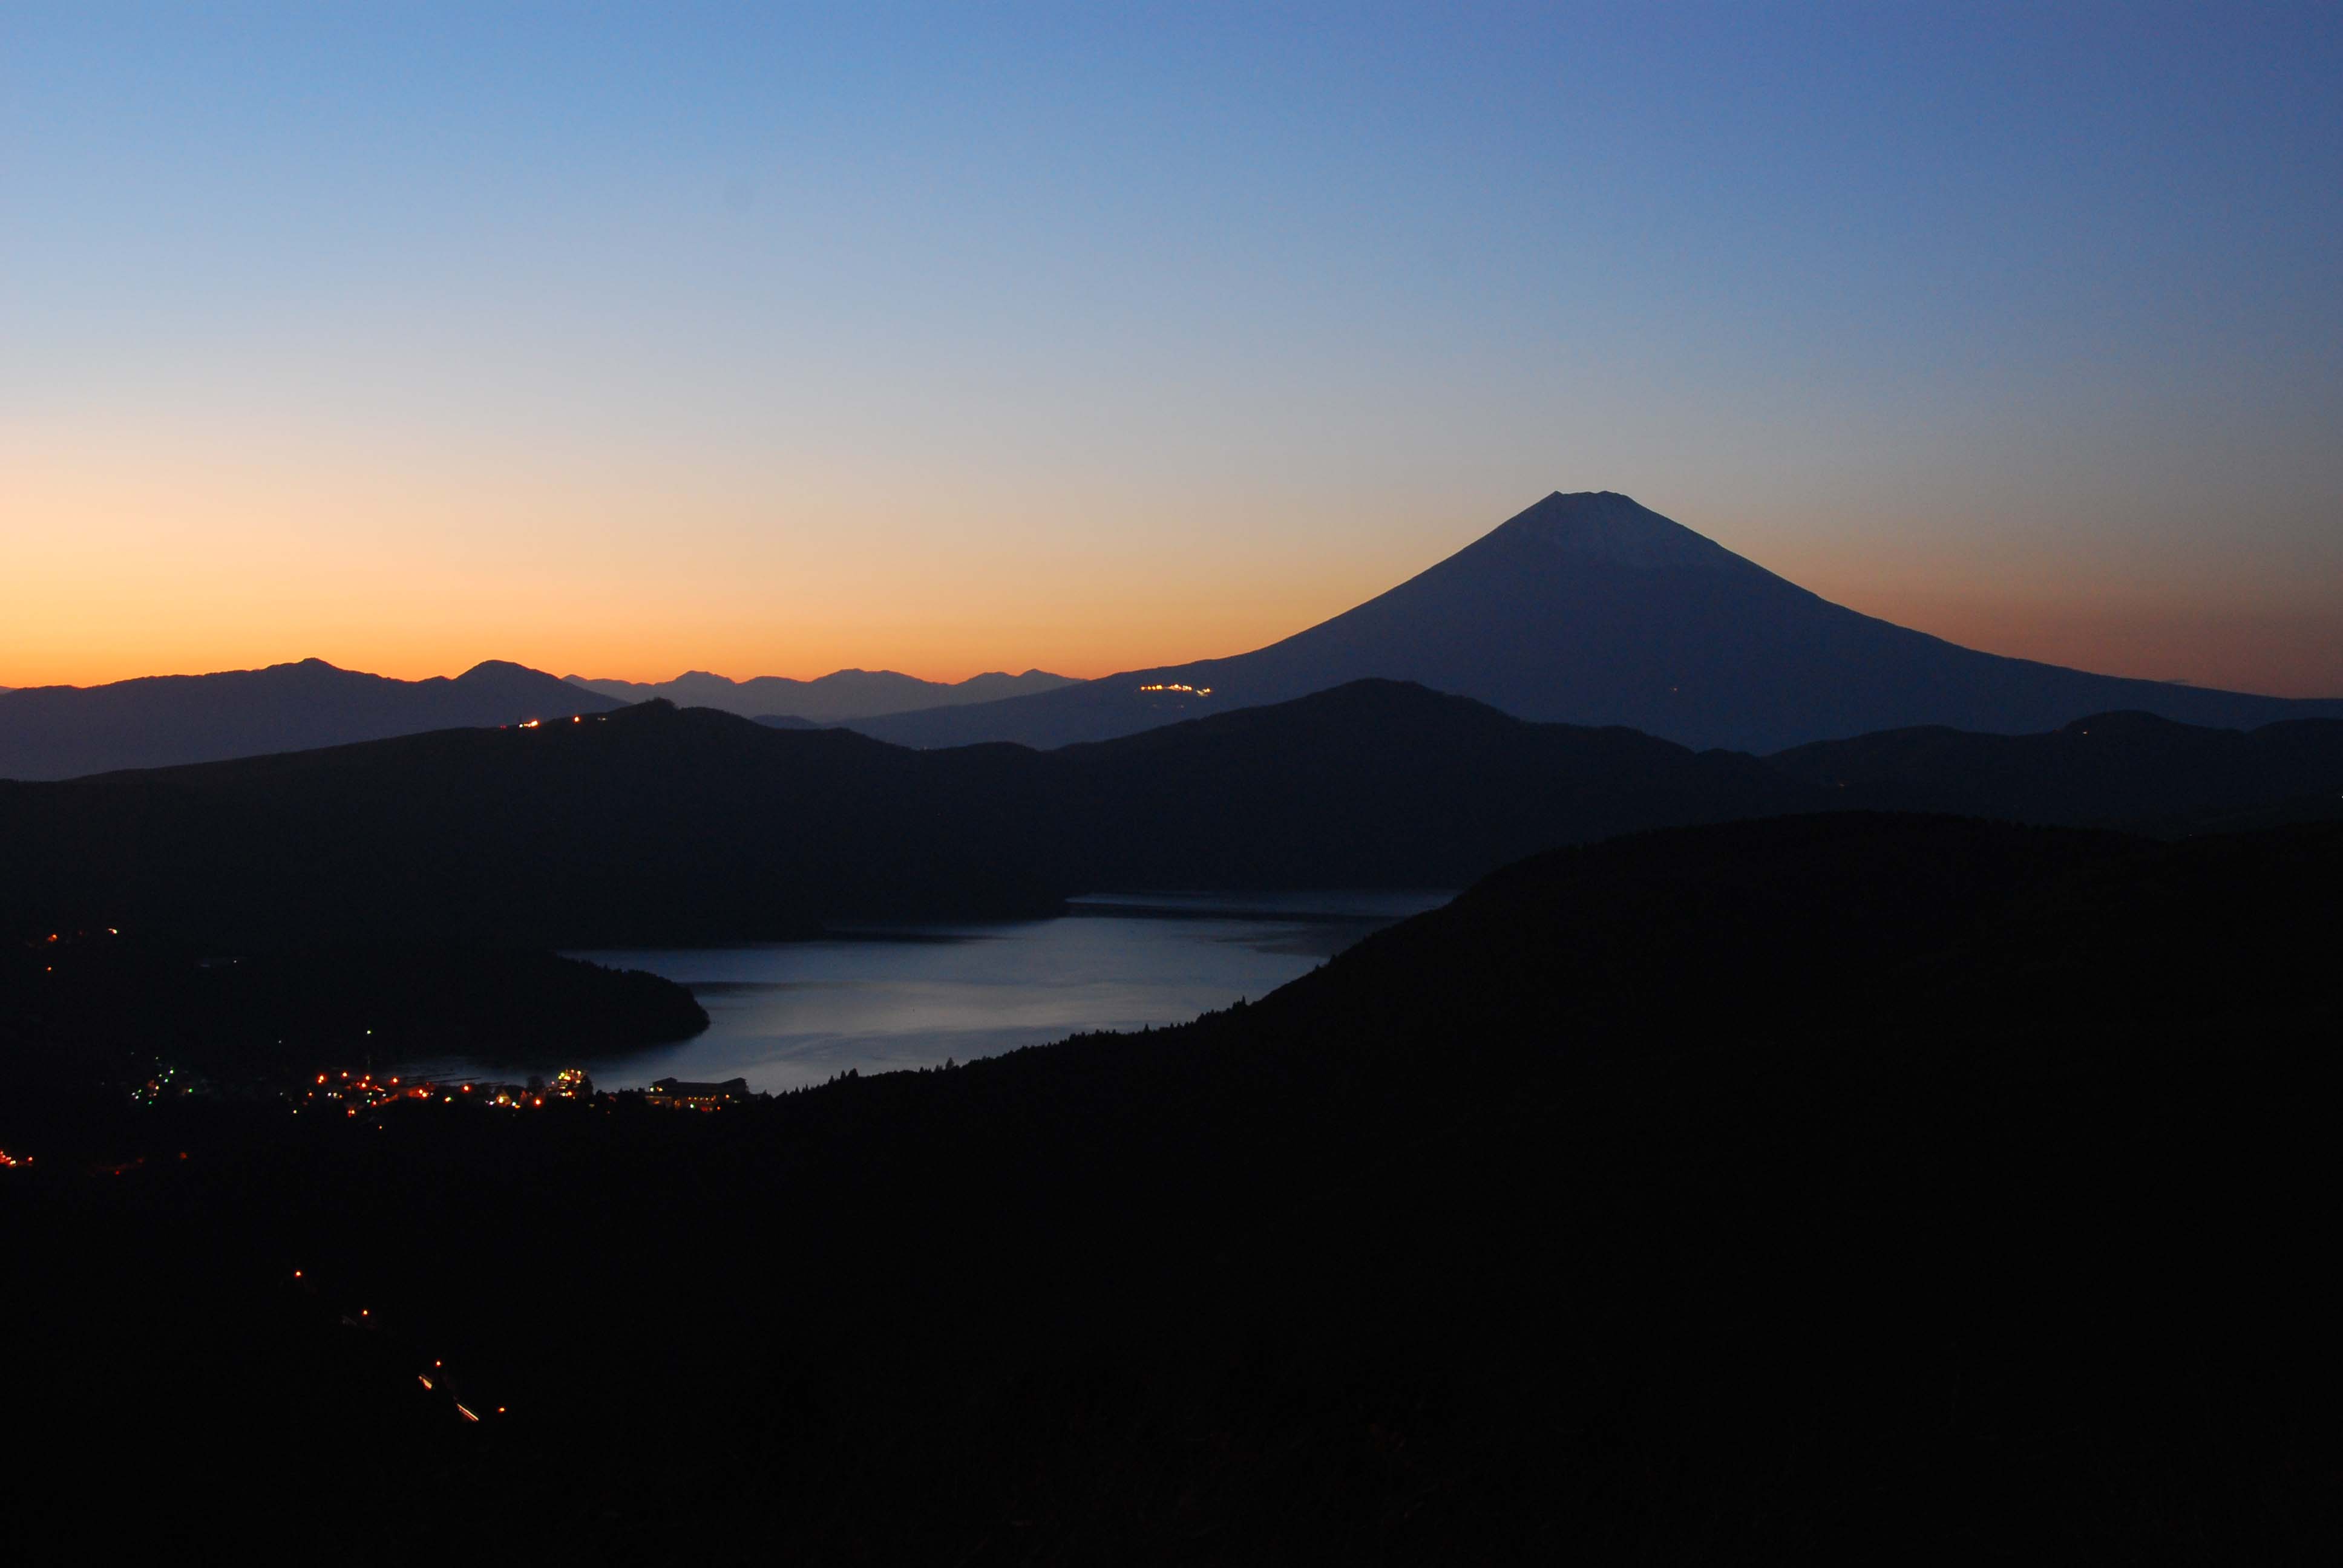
[5,2,2340,695]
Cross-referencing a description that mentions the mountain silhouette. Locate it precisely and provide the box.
[564,666,1075,721]
[1768,708,2343,828]
[8,679,2340,952]
[0,682,1820,949]
[852,491,2343,752]
[0,659,620,780]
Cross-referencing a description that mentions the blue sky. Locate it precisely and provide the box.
[5,3,2339,691]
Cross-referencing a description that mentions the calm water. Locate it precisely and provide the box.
[399,891,1450,1093]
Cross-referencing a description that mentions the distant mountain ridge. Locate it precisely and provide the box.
[564,666,1076,722]
[851,491,2343,753]
[0,659,618,780]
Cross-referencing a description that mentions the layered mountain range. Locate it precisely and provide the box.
[8,491,2336,778]
[852,491,2343,753]
[0,683,1803,947]
[5,680,2336,950]
[0,659,617,780]
[0,661,1078,780]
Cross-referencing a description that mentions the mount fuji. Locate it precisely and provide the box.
[850,492,2343,753]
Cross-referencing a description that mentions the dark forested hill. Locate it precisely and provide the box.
[13,814,2339,1560]
[0,936,704,1091]
[1766,708,2343,826]
[852,492,2343,752]
[8,680,2343,950]
[0,658,619,780]
[0,682,1824,947]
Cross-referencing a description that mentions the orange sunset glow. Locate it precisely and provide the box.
[10,434,2340,696]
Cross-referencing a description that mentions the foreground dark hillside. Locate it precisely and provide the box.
[8,815,2339,1561]
[0,682,1820,947]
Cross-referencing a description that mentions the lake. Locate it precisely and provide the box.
[396,890,1450,1093]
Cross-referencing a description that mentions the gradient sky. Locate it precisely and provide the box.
[7,3,2340,695]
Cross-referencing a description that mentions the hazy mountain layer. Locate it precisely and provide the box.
[0,659,618,781]
[851,491,2343,753]
[564,666,1076,721]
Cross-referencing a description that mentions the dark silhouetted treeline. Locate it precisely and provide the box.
[7,814,2340,1560]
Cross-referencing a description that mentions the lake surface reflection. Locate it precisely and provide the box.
[401,891,1450,1093]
